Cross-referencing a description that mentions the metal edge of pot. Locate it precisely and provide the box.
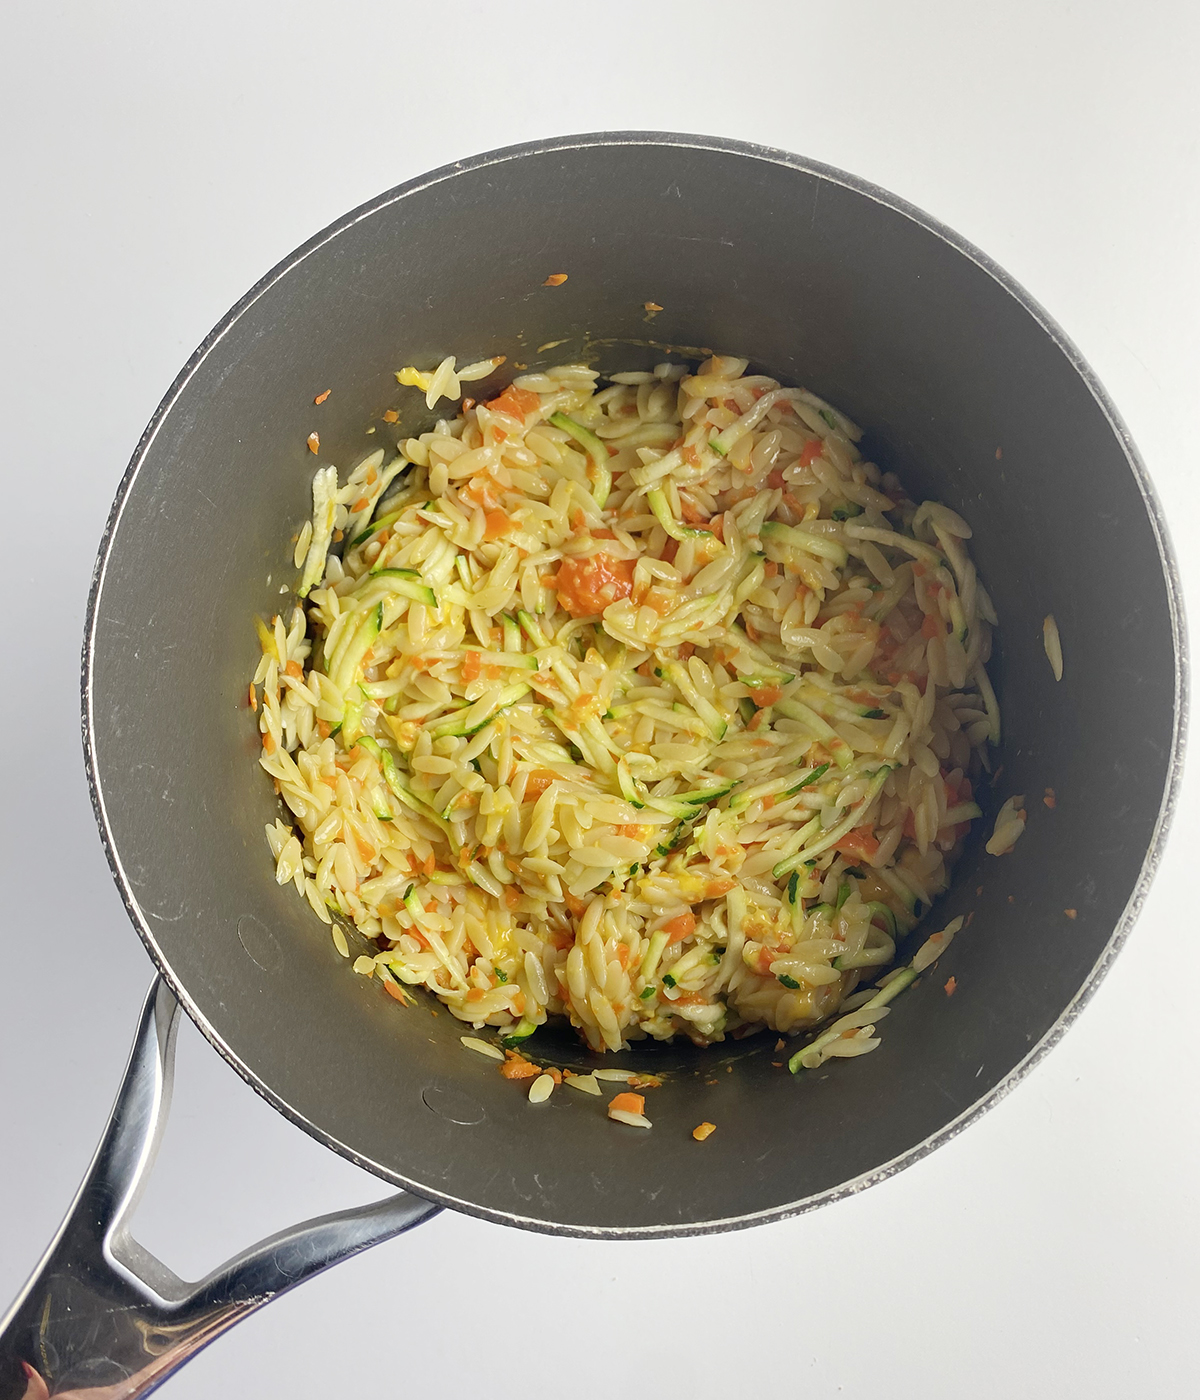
[79,130,1189,1240]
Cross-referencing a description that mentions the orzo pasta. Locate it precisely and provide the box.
[253,356,998,1065]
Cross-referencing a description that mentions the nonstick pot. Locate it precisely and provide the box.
[1,132,1184,1399]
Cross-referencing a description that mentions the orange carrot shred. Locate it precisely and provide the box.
[543,272,568,286]
[248,682,257,711]
[306,432,320,453]
[314,389,331,404]
[483,510,511,541]
[522,770,558,802]
[609,1092,645,1116]
[692,1121,716,1141]
[500,1052,540,1080]
[662,912,696,943]
[486,385,541,420]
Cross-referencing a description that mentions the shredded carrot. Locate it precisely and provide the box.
[834,826,880,861]
[382,408,399,423]
[799,438,824,466]
[542,272,568,286]
[692,1121,716,1141]
[679,494,707,525]
[609,1092,645,1116]
[484,510,512,541]
[662,912,696,943]
[705,877,736,898]
[465,988,485,1003]
[314,389,331,404]
[751,685,783,708]
[262,731,276,754]
[523,769,558,802]
[383,979,409,1005]
[462,650,482,683]
[762,794,776,810]
[248,682,257,711]
[944,976,957,996]
[500,1052,540,1080]
[504,886,521,910]
[306,432,319,453]
[284,659,303,679]
[487,385,541,420]
[921,612,942,639]
[564,892,587,918]
[553,552,635,618]
[351,496,370,513]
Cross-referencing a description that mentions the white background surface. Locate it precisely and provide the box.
[2,2,1198,1396]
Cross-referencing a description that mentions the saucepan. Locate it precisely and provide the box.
[0,132,1184,1398]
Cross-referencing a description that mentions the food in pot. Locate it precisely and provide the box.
[254,356,999,1067]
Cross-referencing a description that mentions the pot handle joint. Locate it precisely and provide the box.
[0,978,440,1399]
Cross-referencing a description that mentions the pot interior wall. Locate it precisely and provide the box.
[88,137,1179,1234]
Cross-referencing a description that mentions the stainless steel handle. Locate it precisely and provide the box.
[0,979,440,1399]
